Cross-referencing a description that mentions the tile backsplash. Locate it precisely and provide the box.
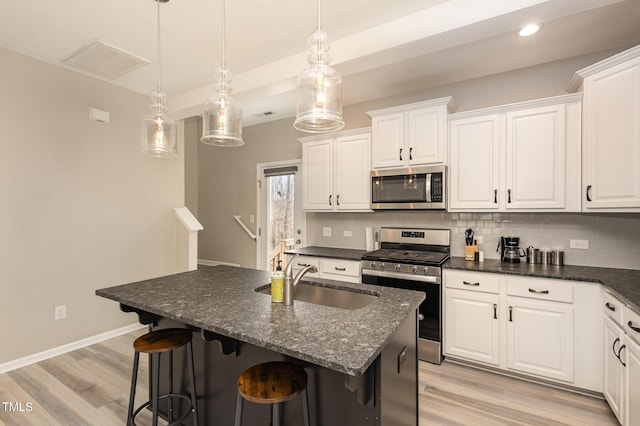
[306,212,640,270]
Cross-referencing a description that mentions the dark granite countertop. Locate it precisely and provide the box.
[285,246,369,261]
[96,265,424,376]
[444,257,640,312]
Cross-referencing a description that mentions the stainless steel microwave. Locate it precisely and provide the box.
[371,165,447,210]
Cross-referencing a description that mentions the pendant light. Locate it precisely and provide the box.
[294,0,344,133]
[201,0,244,147]
[141,0,177,157]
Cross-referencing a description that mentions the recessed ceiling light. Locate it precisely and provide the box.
[519,24,540,37]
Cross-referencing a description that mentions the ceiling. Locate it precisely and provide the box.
[1,0,640,127]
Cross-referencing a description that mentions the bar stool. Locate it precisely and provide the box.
[127,328,199,426]
[235,361,310,426]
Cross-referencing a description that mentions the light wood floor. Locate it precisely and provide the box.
[0,331,618,425]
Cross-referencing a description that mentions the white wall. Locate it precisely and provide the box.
[0,47,184,364]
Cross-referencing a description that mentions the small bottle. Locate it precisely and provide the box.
[271,260,284,303]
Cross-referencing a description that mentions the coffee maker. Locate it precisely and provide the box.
[497,236,524,263]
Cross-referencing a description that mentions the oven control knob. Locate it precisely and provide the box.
[422,267,429,275]
[418,313,425,321]
[412,266,418,274]
[395,264,401,272]
[379,263,385,270]
[370,262,376,269]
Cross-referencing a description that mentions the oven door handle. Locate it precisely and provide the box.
[362,269,440,284]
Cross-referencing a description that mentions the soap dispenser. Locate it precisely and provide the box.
[271,260,284,303]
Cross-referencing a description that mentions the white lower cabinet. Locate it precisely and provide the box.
[445,289,500,366]
[506,297,574,382]
[602,291,640,425]
[443,270,602,392]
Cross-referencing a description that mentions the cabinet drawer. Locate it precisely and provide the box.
[444,270,500,294]
[506,278,573,303]
[321,259,360,277]
[624,305,640,345]
[604,291,624,326]
[291,256,321,277]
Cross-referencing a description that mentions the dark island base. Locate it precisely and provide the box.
[137,313,418,426]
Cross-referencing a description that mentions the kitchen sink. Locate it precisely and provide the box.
[255,282,379,310]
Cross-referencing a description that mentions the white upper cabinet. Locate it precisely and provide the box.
[569,45,640,211]
[299,128,372,212]
[367,97,455,169]
[448,94,582,212]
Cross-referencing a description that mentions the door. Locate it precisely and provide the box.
[626,336,640,426]
[371,113,404,169]
[583,57,640,209]
[407,106,445,165]
[505,104,566,209]
[444,289,500,366]
[449,114,502,210]
[335,133,371,210]
[506,297,574,382]
[256,160,303,271]
[604,317,626,423]
[302,139,333,210]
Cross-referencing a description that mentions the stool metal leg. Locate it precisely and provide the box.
[187,341,199,426]
[168,350,173,424]
[151,353,160,426]
[302,389,310,426]
[273,403,280,426]
[127,351,140,426]
[234,393,243,426]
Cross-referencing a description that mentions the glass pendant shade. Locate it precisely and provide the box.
[141,0,176,157]
[294,27,344,133]
[201,65,244,146]
[201,0,244,147]
[141,89,177,156]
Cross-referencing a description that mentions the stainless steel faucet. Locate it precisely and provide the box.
[283,254,318,306]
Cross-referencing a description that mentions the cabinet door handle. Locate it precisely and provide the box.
[586,185,592,202]
[297,262,310,267]
[619,344,627,367]
[334,267,346,271]
[463,281,480,286]
[409,147,413,160]
[507,189,512,203]
[399,148,403,161]
[329,195,332,206]
[336,195,340,206]
[629,321,640,333]
[605,302,616,312]
[528,288,549,294]
[613,337,621,356]
[493,304,497,320]
[494,189,498,204]
[509,306,513,322]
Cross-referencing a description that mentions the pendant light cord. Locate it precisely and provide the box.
[221,0,226,67]
[156,0,162,92]
[317,0,321,30]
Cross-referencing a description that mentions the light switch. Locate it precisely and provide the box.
[323,227,332,237]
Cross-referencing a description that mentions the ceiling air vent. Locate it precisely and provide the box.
[61,40,149,80]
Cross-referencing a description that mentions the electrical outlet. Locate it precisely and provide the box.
[249,215,255,224]
[570,239,589,250]
[323,227,332,237]
[54,305,66,320]
[343,230,353,237]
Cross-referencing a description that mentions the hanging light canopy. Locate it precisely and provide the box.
[294,0,344,133]
[201,0,244,147]
[141,0,177,157]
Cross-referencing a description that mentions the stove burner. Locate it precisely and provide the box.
[361,248,449,266]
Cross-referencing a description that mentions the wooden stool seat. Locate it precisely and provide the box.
[235,361,310,426]
[127,328,198,426]
[237,361,307,405]
[134,328,193,354]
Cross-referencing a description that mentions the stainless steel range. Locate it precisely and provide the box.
[361,227,450,364]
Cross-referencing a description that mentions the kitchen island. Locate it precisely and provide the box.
[96,265,424,425]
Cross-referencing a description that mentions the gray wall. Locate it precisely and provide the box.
[194,47,640,269]
[0,47,184,365]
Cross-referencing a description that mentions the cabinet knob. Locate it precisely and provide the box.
[605,302,616,312]
[493,303,497,320]
[507,189,512,204]
[336,194,340,206]
[629,321,640,333]
[399,148,403,161]
[329,195,332,206]
[494,189,498,204]
[509,306,513,322]
[409,147,413,160]
[586,185,592,202]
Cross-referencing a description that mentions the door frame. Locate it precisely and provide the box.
[256,159,304,271]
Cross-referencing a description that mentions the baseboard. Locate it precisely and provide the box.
[198,258,241,267]
[0,323,145,374]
